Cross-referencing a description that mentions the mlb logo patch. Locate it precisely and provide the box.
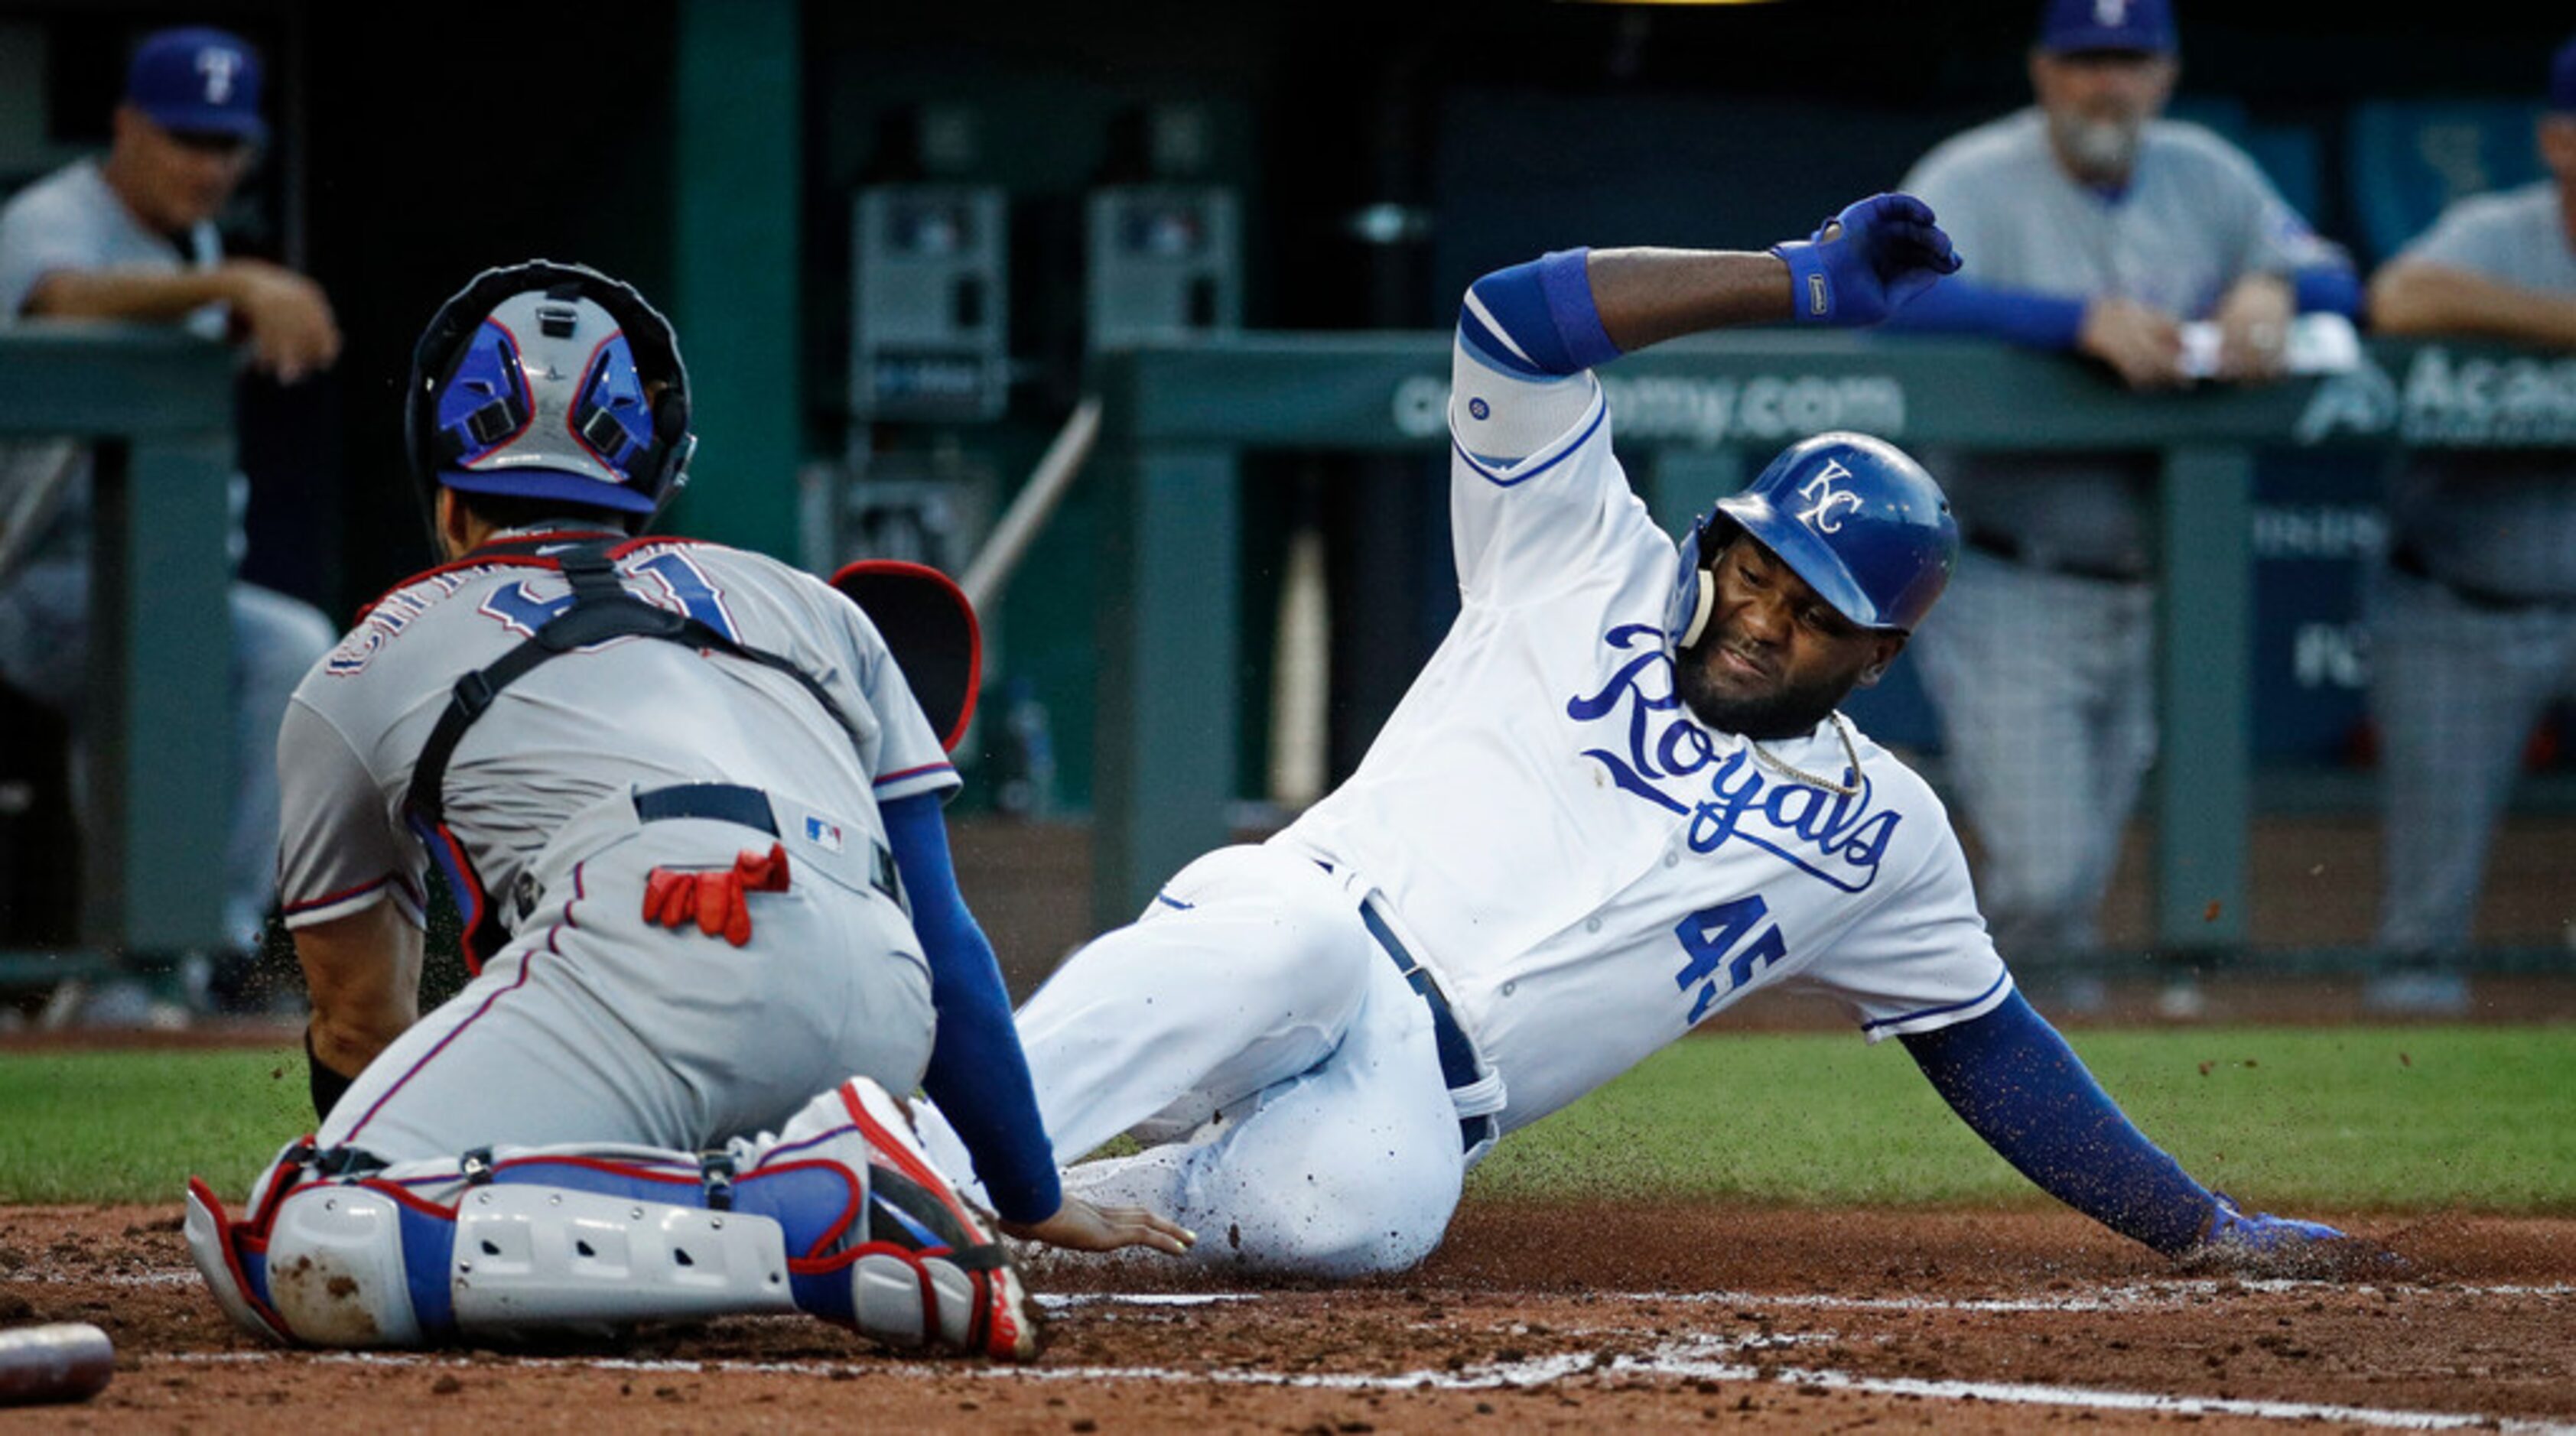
[804,815,844,853]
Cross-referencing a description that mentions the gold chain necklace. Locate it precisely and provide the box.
[1745,710,1864,798]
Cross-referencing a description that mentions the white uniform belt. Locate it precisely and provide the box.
[1292,849,1509,1151]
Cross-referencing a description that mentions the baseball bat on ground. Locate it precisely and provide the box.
[0,1322,114,1406]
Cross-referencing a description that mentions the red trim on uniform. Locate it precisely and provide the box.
[349,533,626,625]
[474,317,540,458]
[563,332,625,469]
[343,860,583,1144]
[496,1155,700,1187]
[873,762,955,788]
[743,1157,867,1259]
[838,1083,983,1237]
[282,873,398,915]
[606,534,716,560]
[810,1241,943,1339]
[239,1138,320,1243]
[187,1175,291,1340]
[421,820,491,974]
[829,558,984,752]
[353,1177,461,1222]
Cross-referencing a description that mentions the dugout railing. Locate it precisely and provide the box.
[1088,331,2576,967]
[0,326,236,989]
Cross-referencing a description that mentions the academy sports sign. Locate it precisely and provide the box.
[1394,371,1907,447]
[2297,344,2576,447]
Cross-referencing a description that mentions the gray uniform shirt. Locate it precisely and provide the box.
[0,158,225,570]
[2385,180,2576,601]
[1901,109,2346,574]
[276,532,960,933]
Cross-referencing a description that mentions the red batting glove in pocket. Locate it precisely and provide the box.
[642,843,793,947]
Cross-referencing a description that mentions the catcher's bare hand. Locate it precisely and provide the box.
[1003,1196,1195,1256]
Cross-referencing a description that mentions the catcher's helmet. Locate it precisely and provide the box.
[1665,431,1956,646]
[405,261,694,530]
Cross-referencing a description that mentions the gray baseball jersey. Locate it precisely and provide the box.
[1901,109,2344,572]
[2386,180,2576,601]
[278,531,958,935]
[0,158,225,567]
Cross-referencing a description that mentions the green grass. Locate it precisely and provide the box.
[0,1045,308,1204]
[1,1026,2571,1210]
[1469,1025,2576,1213]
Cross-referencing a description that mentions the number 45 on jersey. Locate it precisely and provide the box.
[1673,895,1788,1025]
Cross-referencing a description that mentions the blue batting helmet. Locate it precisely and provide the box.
[1665,431,1958,645]
[405,261,695,531]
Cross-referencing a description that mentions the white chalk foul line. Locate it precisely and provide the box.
[154,1312,2576,1433]
[41,1271,2574,1308]
[1640,1280,2576,1314]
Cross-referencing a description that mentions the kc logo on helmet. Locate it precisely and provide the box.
[1794,460,1864,534]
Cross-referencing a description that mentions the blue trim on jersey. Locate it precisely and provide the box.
[1454,320,1547,383]
[1450,398,1608,489]
[1536,248,1621,372]
[1900,990,2215,1256]
[883,791,1062,1225]
[2291,262,2362,317]
[1460,249,1620,378]
[1154,892,1195,911]
[1878,277,2088,350]
[1860,970,2012,1034]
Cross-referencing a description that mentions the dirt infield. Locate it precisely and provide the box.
[5,1200,2568,1432]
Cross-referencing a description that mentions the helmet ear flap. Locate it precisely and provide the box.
[1676,570,1716,649]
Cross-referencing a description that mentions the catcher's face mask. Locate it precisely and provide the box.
[430,290,661,516]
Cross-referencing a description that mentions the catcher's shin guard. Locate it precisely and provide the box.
[182,1079,1036,1360]
[773,1076,1040,1360]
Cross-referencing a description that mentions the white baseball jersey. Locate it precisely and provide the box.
[1277,337,2012,1132]
[278,531,958,937]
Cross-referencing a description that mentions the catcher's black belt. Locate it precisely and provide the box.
[1358,898,1498,1155]
[633,781,901,906]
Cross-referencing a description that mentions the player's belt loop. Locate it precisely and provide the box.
[1356,897,1497,1155]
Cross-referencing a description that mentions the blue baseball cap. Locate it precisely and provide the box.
[125,27,266,143]
[2037,0,2178,56]
[2552,34,2576,112]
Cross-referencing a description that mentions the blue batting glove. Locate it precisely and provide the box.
[1771,192,1963,327]
[2182,1191,2391,1278]
[2201,1191,2346,1252]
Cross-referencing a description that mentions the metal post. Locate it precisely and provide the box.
[84,431,234,957]
[1093,373,1241,924]
[2155,443,2254,950]
[668,0,801,557]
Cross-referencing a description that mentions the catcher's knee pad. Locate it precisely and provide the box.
[183,1078,1035,1360]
